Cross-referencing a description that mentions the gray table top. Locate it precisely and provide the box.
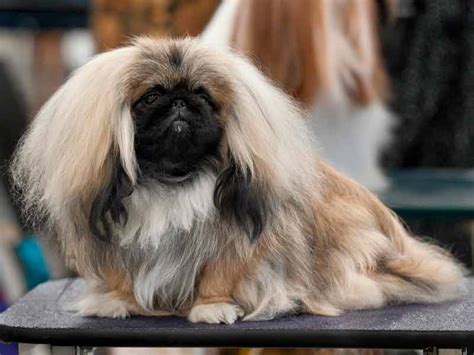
[0,278,473,348]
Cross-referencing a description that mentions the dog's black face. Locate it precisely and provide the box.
[132,83,222,182]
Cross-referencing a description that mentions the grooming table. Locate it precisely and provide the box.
[0,279,473,354]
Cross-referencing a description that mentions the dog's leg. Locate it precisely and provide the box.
[68,274,151,318]
[188,259,246,324]
[324,273,386,313]
[70,290,135,318]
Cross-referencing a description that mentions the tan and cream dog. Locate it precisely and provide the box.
[11,38,465,324]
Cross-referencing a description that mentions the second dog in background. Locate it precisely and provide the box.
[202,0,395,191]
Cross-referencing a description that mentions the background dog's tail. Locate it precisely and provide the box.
[377,212,467,304]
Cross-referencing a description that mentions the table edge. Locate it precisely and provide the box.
[1,323,473,348]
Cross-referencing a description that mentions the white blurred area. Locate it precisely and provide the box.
[0,29,95,108]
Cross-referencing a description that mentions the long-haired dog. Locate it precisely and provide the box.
[11,37,465,324]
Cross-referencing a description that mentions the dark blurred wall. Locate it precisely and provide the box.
[382,0,474,267]
[0,62,28,226]
[383,0,474,168]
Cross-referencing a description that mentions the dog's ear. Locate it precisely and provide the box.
[213,54,317,241]
[10,47,138,243]
[89,163,134,241]
[214,157,271,242]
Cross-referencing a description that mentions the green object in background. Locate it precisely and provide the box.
[380,169,474,219]
[15,236,50,290]
[380,169,474,273]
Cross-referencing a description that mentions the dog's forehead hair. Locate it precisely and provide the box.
[125,38,234,105]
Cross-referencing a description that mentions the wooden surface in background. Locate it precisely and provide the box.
[32,31,65,113]
[92,0,220,51]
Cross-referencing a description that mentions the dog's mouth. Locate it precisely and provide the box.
[170,119,190,134]
[135,118,218,183]
[168,119,192,141]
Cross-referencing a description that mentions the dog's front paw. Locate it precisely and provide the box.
[68,293,131,319]
[188,302,245,324]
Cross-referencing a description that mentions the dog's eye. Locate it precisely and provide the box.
[198,93,210,104]
[143,92,159,105]
[136,86,165,108]
[194,88,214,107]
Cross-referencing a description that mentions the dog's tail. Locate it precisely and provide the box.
[376,211,467,304]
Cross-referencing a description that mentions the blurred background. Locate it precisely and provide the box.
[0,0,472,354]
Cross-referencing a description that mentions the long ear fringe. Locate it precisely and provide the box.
[225,52,318,195]
[10,47,138,236]
[214,156,271,241]
[213,51,320,239]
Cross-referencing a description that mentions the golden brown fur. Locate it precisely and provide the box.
[11,37,465,323]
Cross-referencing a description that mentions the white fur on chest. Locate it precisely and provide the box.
[119,172,219,312]
[121,172,217,249]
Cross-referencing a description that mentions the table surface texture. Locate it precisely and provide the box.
[0,278,473,348]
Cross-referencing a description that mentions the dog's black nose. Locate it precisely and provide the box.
[172,99,186,109]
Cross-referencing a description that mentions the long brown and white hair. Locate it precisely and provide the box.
[10,37,316,314]
[10,37,464,323]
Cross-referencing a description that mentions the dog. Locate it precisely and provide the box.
[11,37,465,324]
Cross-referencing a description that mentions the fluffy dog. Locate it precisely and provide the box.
[11,37,465,324]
